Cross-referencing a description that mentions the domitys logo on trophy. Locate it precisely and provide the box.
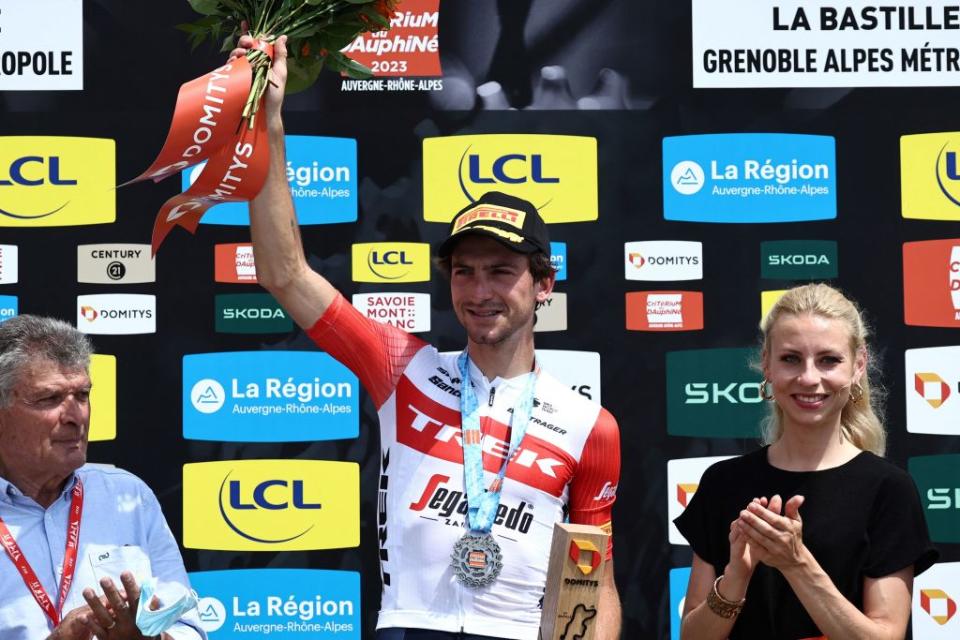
[539,523,609,640]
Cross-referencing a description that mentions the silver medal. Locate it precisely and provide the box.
[451,532,503,588]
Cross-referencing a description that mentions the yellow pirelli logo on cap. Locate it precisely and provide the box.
[901,132,960,221]
[0,137,115,227]
[182,459,359,551]
[88,354,116,442]
[452,205,527,233]
[423,134,598,223]
[351,242,431,283]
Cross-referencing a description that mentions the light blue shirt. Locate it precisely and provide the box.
[0,464,205,639]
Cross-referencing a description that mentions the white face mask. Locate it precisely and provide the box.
[135,576,199,636]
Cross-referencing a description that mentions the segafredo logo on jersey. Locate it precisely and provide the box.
[536,349,602,403]
[905,347,960,435]
[761,240,838,280]
[667,456,735,545]
[550,242,568,281]
[185,136,357,225]
[189,568,360,637]
[75,295,155,335]
[352,242,430,283]
[903,240,960,327]
[912,562,960,638]
[0,137,115,227]
[624,241,702,281]
[0,245,18,283]
[351,292,431,333]
[534,292,567,332]
[663,134,836,223]
[670,567,691,640]
[902,133,960,221]
[667,348,764,438]
[77,244,155,284]
[909,455,960,544]
[422,134,598,223]
[0,1,83,90]
[214,243,257,283]
[0,295,17,324]
[88,354,116,442]
[626,291,704,332]
[342,0,441,78]
[409,473,535,535]
[215,294,292,334]
[183,460,359,551]
[183,352,358,442]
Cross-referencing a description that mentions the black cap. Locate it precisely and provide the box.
[437,191,550,258]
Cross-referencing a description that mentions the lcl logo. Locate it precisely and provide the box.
[462,151,559,186]
[219,474,321,543]
[0,156,76,219]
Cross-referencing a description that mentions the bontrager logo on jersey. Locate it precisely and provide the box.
[88,354,116,442]
[351,292,431,333]
[183,460,359,551]
[667,348,764,438]
[352,242,430,283]
[75,294,155,335]
[550,242,567,281]
[906,347,960,435]
[909,455,960,543]
[341,0,441,79]
[904,240,960,327]
[0,1,83,90]
[215,243,257,283]
[535,292,567,332]
[189,568,361,637]
[0,245,18,283]
[422,134,598,223]
[409,473,535,535]
[77,244,155,284]
[215,294,292,334]
[912,562,960,638]
[663,134,836,223]
[186,136,357,225]
[667,456,735,545]
[902,133,960,221]
[183,351,358,442]
[0,295,17,324]
[536,349,602,403]
[0,137,115,227]
[626,291,704,331]
[761,240,838,280]
[624,241,702,281]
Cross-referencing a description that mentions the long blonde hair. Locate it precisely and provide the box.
[759,284,886,456]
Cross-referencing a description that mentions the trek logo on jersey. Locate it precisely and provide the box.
[626,291,704,331]
[535,292,567,332]
[352,242,430,283]
[215,243,257,283]
[667,456,735,545]
[663,134,836,223]
[409,473,535,535]
[77,244,155,284]
[909,455,960,543]
[906,347,960,435]
[0,245,18,283]
[75,294,155,334]
[88,354,116,442]
[536,349,602,403]
[0,295,17,323]
[0,1,83,90]
[215,294,292,334]
[183,460,359,551]
[422,134,598,223]
[903,240,960,327]
[624,241,702,281]
[901,133,960,221]
[189,568,360,638]
[186,136,357,225]
[351,292,431,333]
[183,352,358,442]
[550,242,568,281]
[0,137,114,226]
[667,348,764,438]
[341,0,441,79]
[761,240,838,280]
[913,562,960,638]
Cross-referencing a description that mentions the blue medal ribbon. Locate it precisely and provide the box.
[457,351,538,535]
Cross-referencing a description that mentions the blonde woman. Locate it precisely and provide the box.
[675,284,937,640]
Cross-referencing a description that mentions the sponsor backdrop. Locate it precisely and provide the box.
[0,1,957,638]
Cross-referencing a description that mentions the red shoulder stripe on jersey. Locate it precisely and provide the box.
[568,407,620,559]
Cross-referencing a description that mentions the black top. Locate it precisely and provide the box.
[674,447,939,639]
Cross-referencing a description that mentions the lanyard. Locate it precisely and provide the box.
[457,351,537,534]
[0,478,84,627]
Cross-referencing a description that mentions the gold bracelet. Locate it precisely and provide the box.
[706,575,746,619]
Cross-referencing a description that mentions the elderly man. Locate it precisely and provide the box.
[0,315,204,640]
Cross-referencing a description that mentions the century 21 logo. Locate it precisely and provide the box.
[182,460,359,551]
[352,242,430,283]
[0,137,115,227]
[422,134,598,223]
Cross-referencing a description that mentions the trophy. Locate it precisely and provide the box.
[539,523,609,640]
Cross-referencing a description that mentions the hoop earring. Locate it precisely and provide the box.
[848,382,863,404]
[760,379,774,401]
